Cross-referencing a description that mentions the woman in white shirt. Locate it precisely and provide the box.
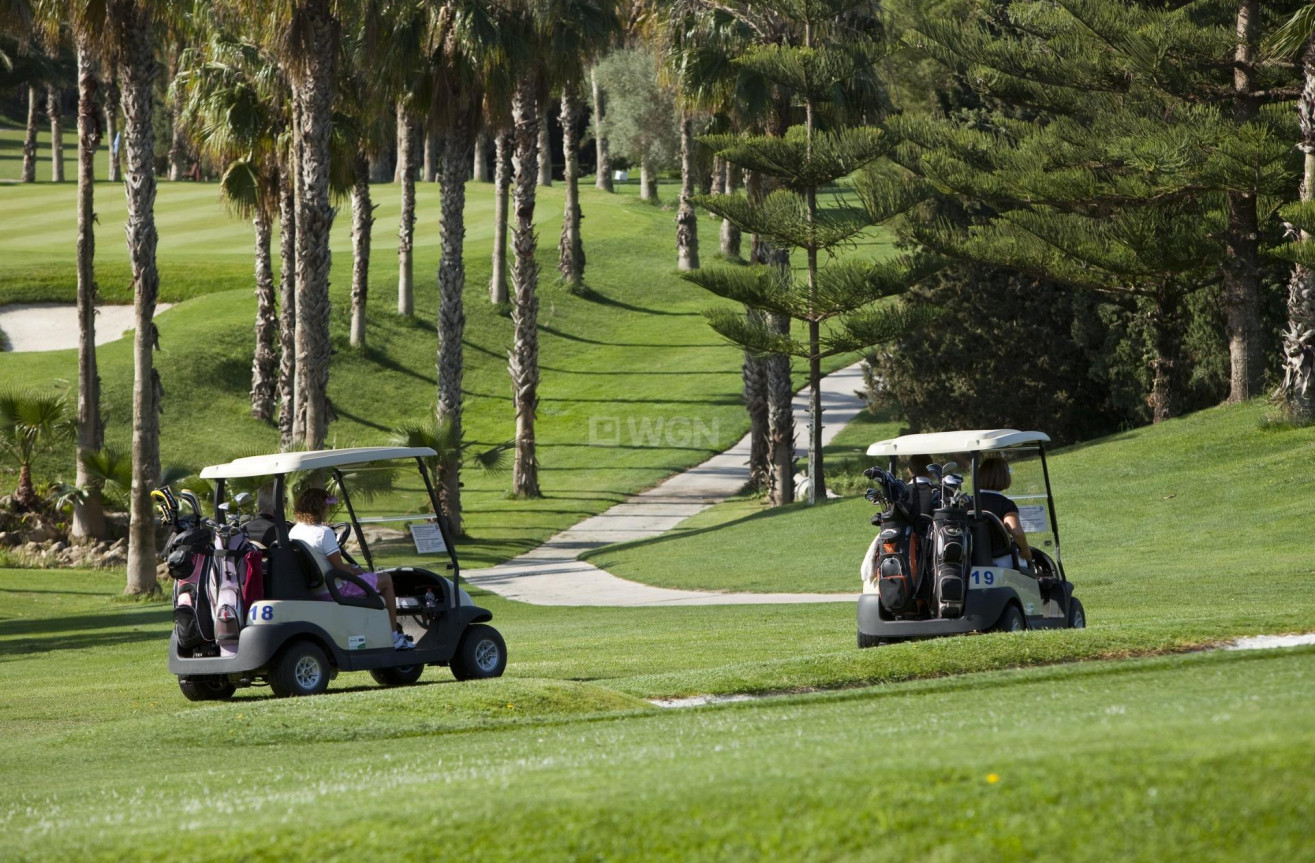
[290,487,414,650]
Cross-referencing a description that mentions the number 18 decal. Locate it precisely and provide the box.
[249,604,274,623]
[969,570,996,587]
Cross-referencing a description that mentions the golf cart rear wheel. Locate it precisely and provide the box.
[450,624,507,681]
[858,632,892,649]
[1068,597,1086,629]
[992,605,1026,633]
[178,675,236,702]
[370,665,425,687]
[269,640,330,697]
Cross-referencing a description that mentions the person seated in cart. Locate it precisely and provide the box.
[975,456,1033,570]
[290,487,414,650]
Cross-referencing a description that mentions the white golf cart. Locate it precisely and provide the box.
[164,446,506,699]
[857,429,1085,646]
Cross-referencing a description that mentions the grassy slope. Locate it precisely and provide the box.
[1,569,1312,861]
[0,170,887,567]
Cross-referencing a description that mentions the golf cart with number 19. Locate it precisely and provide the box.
[857,429,1085,646]
[165,446,506,699]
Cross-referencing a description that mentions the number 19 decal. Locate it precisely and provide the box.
[969,570,995,587]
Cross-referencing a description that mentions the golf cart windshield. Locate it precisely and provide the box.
[972,445,1060,561]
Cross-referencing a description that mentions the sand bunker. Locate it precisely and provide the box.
[0,303,173,352]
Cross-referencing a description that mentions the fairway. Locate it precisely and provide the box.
[1,565,1312,861]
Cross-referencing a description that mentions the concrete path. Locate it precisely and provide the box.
[464,362,867,606]
[0,303,173,352]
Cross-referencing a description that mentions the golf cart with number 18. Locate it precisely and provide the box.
[857,429,1085,646]
[163,446,506,699]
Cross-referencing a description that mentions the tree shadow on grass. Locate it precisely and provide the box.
[578,290,701,318]
[0,607,170,658]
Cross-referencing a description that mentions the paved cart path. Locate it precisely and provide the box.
[464,363,867,606]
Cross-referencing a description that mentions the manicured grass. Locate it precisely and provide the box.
[1,566,1312,861]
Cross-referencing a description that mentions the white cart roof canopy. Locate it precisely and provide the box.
[200,446,437,479]
[866,429,1050,457]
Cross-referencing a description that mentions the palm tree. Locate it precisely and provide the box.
[509,68,545,497]
[0,389,70,513]
[22,83,38,182]
[45,81,63,181]
[105,0,165,595]
[1269,6,1315,421]
[173,31,289,423]
[383,4,429,319]
[396,100,418,315]
[490,124,513,303]
[591,64,612,192]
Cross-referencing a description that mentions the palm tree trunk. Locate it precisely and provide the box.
[491,129,511,304]
[21,85,38,183]
[291,0,336,451]
[350,149,374,348]
[559,89,585,288]
[472,131,489,182]
[105,76,121,183]
[397,104,417,316]
[72,43,106,541]
[1224,0,1264,402]
[112,0,162,595]
[676,113,699,271]
[167,46,185,181]
[47,84,64,183]
[510,79,543,498]
[537,118,552,187]
[277,168,297,450]
[743,308,769,494]
[251,210,278,421]
[1280,39,1315,421]
[720,160,741,259]
[423,121,436,183]
[640,156,657,202]
[592,66,612,193]
[438,119,472,535]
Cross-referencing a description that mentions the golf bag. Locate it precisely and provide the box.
[209,530,263,643]
[166,522,215,649]
[864,469,931,617]
[930,506,970,618]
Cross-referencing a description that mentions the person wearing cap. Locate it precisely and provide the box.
[289,487,414,650]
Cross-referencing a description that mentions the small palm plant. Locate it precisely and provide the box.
[0,389,72,512]
[80,447,195,513]
[390,415,510,532]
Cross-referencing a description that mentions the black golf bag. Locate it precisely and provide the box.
[166,521,215,649]
[930,506,971,618]
[866,469,936,617]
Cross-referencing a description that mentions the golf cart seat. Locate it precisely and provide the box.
[292,539,386,611]
[971,511,1020,569]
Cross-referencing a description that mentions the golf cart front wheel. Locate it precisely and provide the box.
[1068,597,1086,629]
[178,675,236,702]
[992,605,1026,633]
[370,665,425,687]
[270,640,331,697]
[451,624,507,681]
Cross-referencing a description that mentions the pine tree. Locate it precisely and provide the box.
[683,0,935,504]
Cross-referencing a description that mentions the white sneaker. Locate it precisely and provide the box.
[392,631,415,650]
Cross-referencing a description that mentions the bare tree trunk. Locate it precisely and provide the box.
[349,149,374,348]
[720,160,741,259]
[72,43,106,540]
[1147,287,1183,424]
[472,131,489,182]
[592,66,613,193]
[47,84,64,183]
[291,0,337,451]
[397,103,417,316]
[105,77,122,183]
[21,85,38,183]
[640,156,657,202]
[1280,41,1315,422]
[251,211,278,421]
[537,118,552,187]
[511,79,543,498]
[491,129,511,304]
[1224,0,1264,402]
[559,89,585,288]
[743,308,769,494]
[676,114,699,271]
[111,0,161,594]
[423,121,437,183]
[277,169,297,450]
[438,119,472,535]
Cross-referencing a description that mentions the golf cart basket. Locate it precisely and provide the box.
[857,429,1080,644]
